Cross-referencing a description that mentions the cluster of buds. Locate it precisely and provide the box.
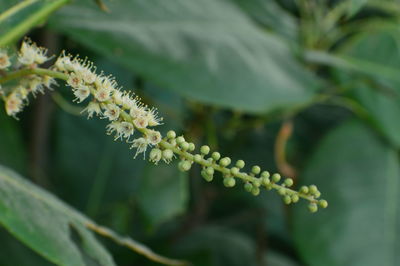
[149,131,328,212]
[0,40,328,212]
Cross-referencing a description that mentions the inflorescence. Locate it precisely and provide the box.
[0,40,328,212]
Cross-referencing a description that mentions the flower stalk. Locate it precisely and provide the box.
[0,40,328,212]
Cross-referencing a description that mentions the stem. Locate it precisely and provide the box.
[0,0,38,24]
[0,67,318,203]
[0,0,69,47]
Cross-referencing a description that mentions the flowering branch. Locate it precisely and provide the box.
[0,40,328,213]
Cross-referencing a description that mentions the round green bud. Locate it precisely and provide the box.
[300,186,309,194]
[169,139,177,146]
[308,203,318,213]
[201,170,213,182]
[206,167,214,176]
[167,130,176,139]
[244,182,253,192]
[284,178,294,187]
[223,177,236,187]
[261,176,270,186]
[230,167,239,175]
[261,171,270,178]
[178,160,191,172]
[272,173,281,183]
[149,148,162,164]
[188,142,196,151]
[253,179,261,187]
[319,199,328,208]
[283,195,292,205]
[251,165,261,175]
[313,190,321,198]
[309,185,318,194]
[219,157,231,167]
[162,149,174,161]
[278,188,286,196]
[236,160,245,169]
[251,186,260,196]
[291,194,299,203]
[193,154,202,163]
[200,145,210,155]
[211,152,221,161]
[180,141,190,151]
[176,136,185,144]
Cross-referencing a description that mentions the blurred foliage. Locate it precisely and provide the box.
[1,0,400,265]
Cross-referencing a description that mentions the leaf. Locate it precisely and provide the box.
[0,164,116,266]
[136,163,189,228]
[0,0,69,47]
[293,120,400,266]
[50,0,319,113]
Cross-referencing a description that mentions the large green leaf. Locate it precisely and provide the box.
[50,0,319,113]
[293,120,400,266]
[0,164,116,266]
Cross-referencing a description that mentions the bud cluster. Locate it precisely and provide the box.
[0,40,328,212]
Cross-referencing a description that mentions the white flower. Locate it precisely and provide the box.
[146,108,163,126]
[73,85,90,103]
[103,103,120,121]
[82,101,101,118]
[55,53,74,71]
[0,51,11,69]
[42,75,57,88]
[133,116,148,129]
[146,130,162,145]
[121,93,135,109]
[5,92,23,117]
[18,40,49,65]
[112,90,123,105]
[28,77,45,96]
[129,105,146,118]
[67,73,83,88]
[120,121,134,139]
[130,137,150,158]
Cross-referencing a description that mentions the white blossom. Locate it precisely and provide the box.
[82,101,102,118]
[0,51,11,69]
[103,103,120,121]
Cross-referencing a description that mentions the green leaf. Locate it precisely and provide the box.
[293,120,400,266]
[0,0,69,47]
[136,163,188,228]
[0,164,116,266]
[50,0,319,113]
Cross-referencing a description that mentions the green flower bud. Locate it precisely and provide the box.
[149,148,162,164]
[176,136,185,144]
[309,185,318,194]
[300,186,309,194]
[272,173,281,183]
[178,160,192,172]
[236,160,245,169]
[167,130,176,139]
[251,165,261,175]
[219,157,231,167]
[261,176,270,186]
[201,170,213,182]
[162,149,174,163]
[313,190,321,198]
[180,141,190,150]
[200,145,210,155]
[211,152,221,161]
[205,166,214,176]
[283,195,291,205]
[253,179,261,187]
[278,188,286,196]
[291,194,299,203]
[308,203,318,213]
[188,142,195,151]
[319,199,328,208]
[223,177,236,187]
[244,182,253,192]
[284,178,294,187]
[193,154,202,163]
[261,171,270,178]
[251,186,260,196]
[230,167,239,175]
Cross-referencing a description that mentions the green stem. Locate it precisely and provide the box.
[0,67,318,203]
[0,0,69,47]
[0,0,38,24]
